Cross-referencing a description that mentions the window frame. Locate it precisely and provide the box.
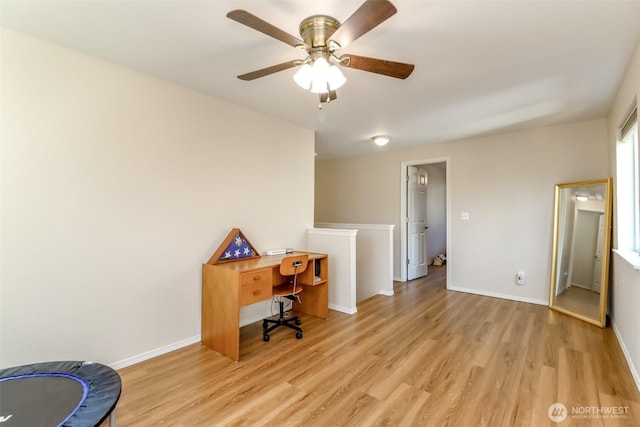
[617,106,639,255]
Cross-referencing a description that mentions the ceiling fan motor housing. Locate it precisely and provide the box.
[299,15,341,48]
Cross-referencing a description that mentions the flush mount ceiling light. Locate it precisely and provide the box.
[575,194,589,202]
[372,135,390,146]
[226,0,415,105]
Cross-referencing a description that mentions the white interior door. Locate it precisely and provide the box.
[592,214,604,293]
[408,166,428,280]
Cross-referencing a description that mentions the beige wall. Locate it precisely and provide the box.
[316,119,609,303]
[607,39,640,389]
[0,29,315,367]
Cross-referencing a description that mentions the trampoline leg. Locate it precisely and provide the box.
[109,410,116,427]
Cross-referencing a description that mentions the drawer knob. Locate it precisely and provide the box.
[253,290,260,295]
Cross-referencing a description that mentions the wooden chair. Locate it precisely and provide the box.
[262,254,309,342]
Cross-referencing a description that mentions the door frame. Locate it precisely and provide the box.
[400,157,451,289]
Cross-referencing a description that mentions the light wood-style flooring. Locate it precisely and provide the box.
[555,286,601,319]
[109,266,640,426]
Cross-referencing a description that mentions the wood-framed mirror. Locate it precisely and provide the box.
[549,178,613,327]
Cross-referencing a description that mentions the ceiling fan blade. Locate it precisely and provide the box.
[237,60,299,81]
[328,0,397,49]
[340,54,414,79]
[227,9,304,48]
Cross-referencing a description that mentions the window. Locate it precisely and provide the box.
[617,105,639,254]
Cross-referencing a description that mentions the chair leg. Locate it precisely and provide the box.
[262,299,302,341]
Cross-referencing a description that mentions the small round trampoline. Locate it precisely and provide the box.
[0,360,121,427]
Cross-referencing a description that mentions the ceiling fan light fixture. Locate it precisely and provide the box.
[372,135,390,146]
[309,56,330,93]
[312,56,329,72]
[327,64,346,90]
[293,63,313,89]
[294,55,347,94]
[310,76,329,94]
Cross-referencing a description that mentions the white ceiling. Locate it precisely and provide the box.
[2,1,640,159]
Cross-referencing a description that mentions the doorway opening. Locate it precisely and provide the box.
[400,158,450,288]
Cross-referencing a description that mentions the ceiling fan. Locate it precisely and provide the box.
[227,0,415,105]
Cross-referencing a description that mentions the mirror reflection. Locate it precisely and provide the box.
[549,178,612,327]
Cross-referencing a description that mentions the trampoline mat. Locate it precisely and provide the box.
[0,361,121,427]
[0,374,87,426]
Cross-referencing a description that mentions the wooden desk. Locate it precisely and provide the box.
[202,251,328,361]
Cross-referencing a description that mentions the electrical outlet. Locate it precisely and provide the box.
[517,271,525,285]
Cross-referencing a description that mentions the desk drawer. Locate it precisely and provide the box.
[240,269,270,286]
[239,270,271,306]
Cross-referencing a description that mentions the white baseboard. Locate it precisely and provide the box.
[109,335,201,370]
[611,318,640,392]
[379,289,394,297]
[448,286,548,306]
[329,303,357,315]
